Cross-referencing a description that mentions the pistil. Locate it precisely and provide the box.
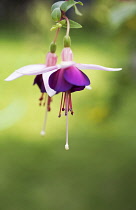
[58,91,74,150]
[40,96,52,136]
[65,91,69,150]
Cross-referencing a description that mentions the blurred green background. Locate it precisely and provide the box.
[0,0,136,209]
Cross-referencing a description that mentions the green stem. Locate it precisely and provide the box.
[63,15,70,36]
[53,28,60,43]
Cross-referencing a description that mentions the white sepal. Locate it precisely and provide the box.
[5,72,24,81]
[42,70,57,97]
[75,63,122,71]
[5,64,58,81]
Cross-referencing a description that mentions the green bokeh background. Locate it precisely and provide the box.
[0,1,136,210]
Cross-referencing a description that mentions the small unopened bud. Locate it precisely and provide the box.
[50,26,56,31]
[50,42,57,53]
[64,35,71,47]
[56,23,62,28]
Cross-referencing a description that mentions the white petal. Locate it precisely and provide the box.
[42,70,58,97]
[5,64,58,81]
[75,64,122,71]
[85,85,92,90]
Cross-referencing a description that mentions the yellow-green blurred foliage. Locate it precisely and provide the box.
[0,1,136,210]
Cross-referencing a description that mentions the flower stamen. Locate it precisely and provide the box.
[47,96,52,111]
[39,93,44,106]
[68,93,74,115]
[62,92,66,111]
[58,92,64,117]
[58,91,74,117]
[43,94,47,106]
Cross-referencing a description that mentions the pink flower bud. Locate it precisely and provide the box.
[61,47,73,61]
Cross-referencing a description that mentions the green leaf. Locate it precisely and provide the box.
[62,19,82,28]
[74,5,82,16]
[61,0,83,12]
[51,8,61,22]
[51,1,65,12]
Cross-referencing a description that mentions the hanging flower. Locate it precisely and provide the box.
[5,46,122,150]
[5,47,122,96]
[34,51,58,136]
[44,47,122,150]
[4,0,123,151]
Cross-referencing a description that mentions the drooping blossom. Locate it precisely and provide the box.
[5,47,122,150]
[5,48,122,94]
[43,47,122,149]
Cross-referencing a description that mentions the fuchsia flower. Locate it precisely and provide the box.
[5,47,122,150]
[5,47,122,95]
[4,0,123,150]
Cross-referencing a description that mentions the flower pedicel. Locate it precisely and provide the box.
[5,0,122,150]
